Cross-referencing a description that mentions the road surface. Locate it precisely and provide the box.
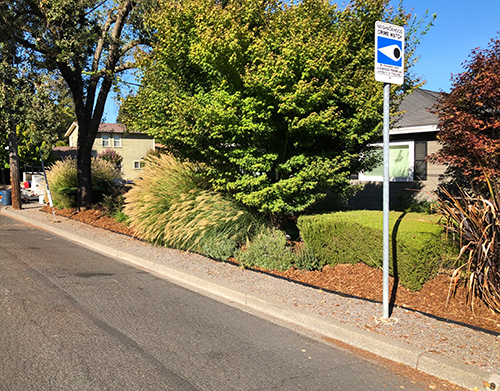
[0,215,445,390]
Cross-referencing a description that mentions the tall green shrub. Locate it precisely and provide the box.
[298,211,456,291]
[46,158,121,208]
[122,0,433,217]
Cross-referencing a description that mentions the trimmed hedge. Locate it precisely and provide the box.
[297,211,456,291]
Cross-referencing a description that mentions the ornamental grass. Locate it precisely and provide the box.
[124,153,264,260]
[437,174,500,314]
[46,157,121,208]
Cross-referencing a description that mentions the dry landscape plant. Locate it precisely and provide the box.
[124,153,263,259]
[46,157,121,208]
[437,176,500,313]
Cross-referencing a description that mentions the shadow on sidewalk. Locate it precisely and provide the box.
[389,212,406,316]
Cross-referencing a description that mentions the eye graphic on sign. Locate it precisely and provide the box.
[378,44,402,62]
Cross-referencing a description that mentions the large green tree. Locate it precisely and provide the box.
[1,38,73,208]
[122,0,429,217]
[0,66,74,169]
[0,38,23,208]
[0,0,153,209]
[17,75,75,167]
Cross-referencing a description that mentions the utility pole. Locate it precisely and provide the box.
[8,114,21,209]
[3,38,21,209]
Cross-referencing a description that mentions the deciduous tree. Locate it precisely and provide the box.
[0,38,29,209]
[17,75,76,167]
[1,41,73,208]
[122,0,429,218]
[0,0,152,209]
[430,36,500,184]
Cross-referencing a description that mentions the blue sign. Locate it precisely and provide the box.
[377,36,403,67]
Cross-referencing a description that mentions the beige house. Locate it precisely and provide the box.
[349,89,447,209]
[65,122,155,180]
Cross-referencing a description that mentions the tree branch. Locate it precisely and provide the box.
[92,1,135,125]
[114,61,136,73]
[119,37,150,57]
[92,9,116,74]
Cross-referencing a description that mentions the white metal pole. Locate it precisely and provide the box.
[40,150,56,221]
[382,82,390,319]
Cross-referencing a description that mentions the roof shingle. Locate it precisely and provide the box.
[393,89,442,128]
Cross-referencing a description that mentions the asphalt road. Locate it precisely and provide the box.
[0,214,441,391]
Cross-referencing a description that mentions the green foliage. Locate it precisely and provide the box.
[436,175,500,313]
[404,200,436,214]
[0,0,155,208]
[47,158,122,209]
[100,191,126,218]
[124,153,265,260]
[113,211,130,225]
[297,211,456,291]
[17,75,75,167]
[235,227,315,271]
[122,0,432,217]
[298,212,380,269]
[0,42,73,170]
[1,76,74,169]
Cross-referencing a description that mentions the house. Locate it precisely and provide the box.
[349,89,446,210]
[64,122,155,180]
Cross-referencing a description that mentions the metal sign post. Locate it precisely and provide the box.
[382,83,390,319]
[375,21,405,319]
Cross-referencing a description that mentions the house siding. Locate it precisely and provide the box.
[94,133,155,180]
[349,134,447,210]
[346,89,448,210]
[424,139,446,188]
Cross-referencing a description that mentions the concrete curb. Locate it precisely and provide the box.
[2,207,497,390]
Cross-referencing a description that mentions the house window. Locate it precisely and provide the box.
[359,141,414,182]
[102,134,110,147]
[133,160,144,170]
[113,134,121,147]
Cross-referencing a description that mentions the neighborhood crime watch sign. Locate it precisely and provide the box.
[375,21,405,84]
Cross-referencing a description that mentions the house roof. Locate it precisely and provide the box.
[64,122,144,138]
[393,89,442,129]
[97,123,128,133]
[53,146,78,159]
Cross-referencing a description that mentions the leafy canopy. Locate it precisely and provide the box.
[16,75,76,167]
[0,38,72,169]
[430,36,500,183]
[0,0,154,208]
[123,0,428,216]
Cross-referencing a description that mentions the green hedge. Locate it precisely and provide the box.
[297,211,456,291]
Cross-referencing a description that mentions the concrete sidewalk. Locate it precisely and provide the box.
[1,203,499,390]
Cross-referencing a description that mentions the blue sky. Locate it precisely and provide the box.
[104,0,500,122]
[402,0,500,92]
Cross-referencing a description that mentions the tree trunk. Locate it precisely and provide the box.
[76,121,95,210]
[8,116,21,210]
